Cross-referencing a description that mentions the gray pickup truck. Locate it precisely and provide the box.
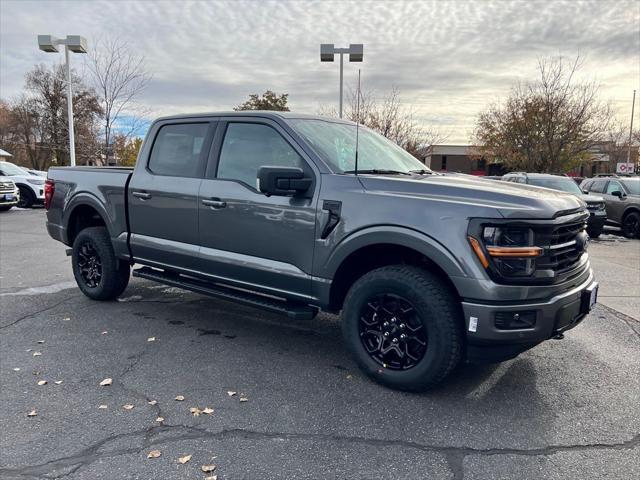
[45,112,598,391]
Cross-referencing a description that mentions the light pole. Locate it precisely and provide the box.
[38,35,88,167]
[320,44,363,118]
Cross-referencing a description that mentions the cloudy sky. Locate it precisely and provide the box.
[1,0,638,143]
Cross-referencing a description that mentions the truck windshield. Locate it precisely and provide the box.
[528,177,582,195]
[289,119,430,174]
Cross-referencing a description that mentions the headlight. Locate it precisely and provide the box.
[26,178,45,185]
[470,226,542,277]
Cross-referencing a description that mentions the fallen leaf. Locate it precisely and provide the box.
[26,349,32,352]
[99,378,113,386]
[346,374,353,380]
[12,368,20,372]
[190,407,202,417]
[98,405,108,409]
[101,331,108,335]
[122,404,134,410]
[32,370,41,376]
[239,397,248,402]
[201,465,216,473]
[205,476,217,480]
[62,317,71,321]
[155,416,164,423]
[178,454,192,464]
[27,410,37,417]
[36,340,45,344]
[37,380,47,386]
[202,407,214,415]
[174,395,185,401]
[32,352,42,357]
[227,391,236,397]
[147,450,161,459]
[54,380,63,385]
[148,400,157,405]
[147,337,156,342]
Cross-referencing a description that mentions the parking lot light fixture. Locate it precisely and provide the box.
[38,34,88,167]
[320,44,363,118]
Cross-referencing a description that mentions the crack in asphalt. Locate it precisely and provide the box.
[0,297,74,331]
[1,425,637,479]
[597,304,640,340]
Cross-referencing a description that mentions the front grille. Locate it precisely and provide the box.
[535,217,588,277]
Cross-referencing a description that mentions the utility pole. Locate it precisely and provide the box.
[628,89,636,168]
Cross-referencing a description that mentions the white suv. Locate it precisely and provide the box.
[0,161,45,208]
[0,176,19,211]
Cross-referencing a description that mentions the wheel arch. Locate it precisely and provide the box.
[64,194,113,246]
[323,227,468,311]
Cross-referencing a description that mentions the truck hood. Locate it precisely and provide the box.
[579,193,604,204]
[358,173,586,219]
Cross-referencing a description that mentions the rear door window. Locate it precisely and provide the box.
[590,179,607,193]
[148,123,210,177]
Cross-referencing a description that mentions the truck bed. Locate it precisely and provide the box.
[46,166,134,255]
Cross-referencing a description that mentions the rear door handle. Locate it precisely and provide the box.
[202,198,227,209]
[132,191,152,200]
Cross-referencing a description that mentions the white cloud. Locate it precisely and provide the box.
[1,0,638,143]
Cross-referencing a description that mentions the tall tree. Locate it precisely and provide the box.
[234,90,290,111]
[474,56,613,172]
[88,37,152,165]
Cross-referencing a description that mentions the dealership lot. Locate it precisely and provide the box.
[1,209,638,480]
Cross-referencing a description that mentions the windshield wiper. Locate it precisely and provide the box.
[408,169,433,175]
[343,169,412,176]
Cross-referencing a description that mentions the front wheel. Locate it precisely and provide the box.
[72,227,130,300]
[17,186,34,208]
[621,212,640,239]
[587,226,602,239]
[0,205,13,212]
[341,265,464,391]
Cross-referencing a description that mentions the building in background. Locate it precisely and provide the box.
[423,145,504,176]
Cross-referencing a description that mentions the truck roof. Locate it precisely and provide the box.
[154,111,354,124]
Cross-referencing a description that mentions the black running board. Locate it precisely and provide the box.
[132,267,318,320]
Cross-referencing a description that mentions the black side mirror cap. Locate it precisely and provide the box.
[611,190,624,198]
[258,166,312,196]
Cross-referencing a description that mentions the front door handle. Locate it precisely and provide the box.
[202,198,227,209]
[132,191,152,200]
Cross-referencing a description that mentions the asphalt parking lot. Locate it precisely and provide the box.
[1,209,639,480]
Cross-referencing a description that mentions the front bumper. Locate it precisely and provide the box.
[587,211,606,230]
[0,190,20,206]
[462,269,596,362]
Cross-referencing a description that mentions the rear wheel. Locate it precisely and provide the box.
[341,265,463,391]
[72,227,130,300]
[621,211,640,239]
[17,186,34,208]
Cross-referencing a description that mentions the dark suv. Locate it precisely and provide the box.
[502,173,607,237]
[580,176,640,238]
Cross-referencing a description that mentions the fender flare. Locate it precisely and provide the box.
[321,225,469,280]
[62,192,118,243]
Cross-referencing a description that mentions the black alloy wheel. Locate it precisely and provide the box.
[358,293,428,370]
[76,241,103,288]
[622,212,640,239]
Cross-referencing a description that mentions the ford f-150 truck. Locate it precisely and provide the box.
[45,112,598,391]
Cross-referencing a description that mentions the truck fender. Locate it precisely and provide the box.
[321,225,469,280]
[62,192,119,243]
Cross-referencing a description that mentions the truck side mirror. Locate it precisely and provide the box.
[611,190,624,199]
[257,166,312,197]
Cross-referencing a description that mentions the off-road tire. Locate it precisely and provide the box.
[17,186,34,208]
[621,211,640,239]
[587,226,602,239]
[341,265,464,391]
[72,227,130,300]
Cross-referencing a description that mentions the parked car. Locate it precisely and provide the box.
[502,173,607,238]
[580,176,640,238]
[45,112,598,391]
[0,161,46,208]
[0,176,19,211]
